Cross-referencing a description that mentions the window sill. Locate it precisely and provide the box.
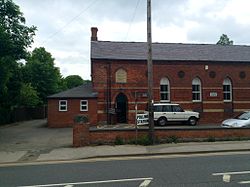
[160,100,170,103]
[223,100,232,103]
[192,100,202,103]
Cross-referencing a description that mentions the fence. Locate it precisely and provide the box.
[11,106,47,122]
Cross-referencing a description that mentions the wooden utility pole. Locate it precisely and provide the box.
[147,0,154,144]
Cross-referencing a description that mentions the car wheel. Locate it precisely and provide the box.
[157,117,167,126]
[188,117,197,126]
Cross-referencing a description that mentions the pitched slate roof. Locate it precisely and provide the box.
[91,41,250,62]
[47,82,97,99]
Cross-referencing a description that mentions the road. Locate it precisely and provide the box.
[1,152,250,187]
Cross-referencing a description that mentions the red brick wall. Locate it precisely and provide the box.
[89,128,250,144]
[92,59,250,125]
[73,123,90,147]
[47,98,97,128]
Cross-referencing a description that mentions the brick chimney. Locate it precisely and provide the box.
[91,27,98,41]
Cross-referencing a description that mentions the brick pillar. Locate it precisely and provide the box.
[73,122,90,147]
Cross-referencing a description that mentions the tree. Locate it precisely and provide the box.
[0,0,36,124]
[19,83,40,107]
[64,75,84,89]
[0,0,36,59]
[216,34,233,45]
[22,47,64,103]
[0,58,22,124]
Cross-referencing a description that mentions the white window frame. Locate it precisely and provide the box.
[160,77,170,102]
[192,78,202,102]
[223,78,232,102]
[80,100,88,111]
[59,100,67,111]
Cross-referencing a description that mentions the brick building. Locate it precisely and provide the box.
[47,83,97,127]
[47,27,250,127]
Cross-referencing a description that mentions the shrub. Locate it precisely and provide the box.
[165,135,179,143]
[137,135,152,146]
[114,136,124,145]
[207,136,215,142]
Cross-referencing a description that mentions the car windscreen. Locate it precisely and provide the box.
[234,112,250,120]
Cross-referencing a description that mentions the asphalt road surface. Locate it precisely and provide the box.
[1,152,250,187]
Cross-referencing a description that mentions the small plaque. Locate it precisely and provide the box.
[209,92,217,97]
[116,69,127,83]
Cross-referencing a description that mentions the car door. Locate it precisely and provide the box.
[162,105,174,121]
[171,105,185,121]
[153,105,162,121]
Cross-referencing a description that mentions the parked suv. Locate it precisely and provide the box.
[151,103,199,126]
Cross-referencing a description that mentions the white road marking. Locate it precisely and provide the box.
[213,170,250,176]
[213,170,250,184]
[239,180,250,184]
[139,179,152,187]
[222,174,231,183]
[18,177,153,187]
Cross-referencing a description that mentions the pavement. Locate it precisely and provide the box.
[0,120,250,164]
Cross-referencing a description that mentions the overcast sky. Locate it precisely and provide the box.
[14,0,250,80]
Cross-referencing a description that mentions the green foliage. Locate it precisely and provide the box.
[64,75,84,89]
[22,47,64,103]
[114,136,124,145]
[74,114,89,124]
[136,135,152,145]
[216,34,233,45]
[19,83,40,107]
[0,0,36,60]
[0,0,36,124]
[207,136,216,142]
[0,57,22,106]
[165,135,179,143]
[0,0,86,124]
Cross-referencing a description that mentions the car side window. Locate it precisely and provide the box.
[154,105,162,112]
[172,105,184,112]
[162,105,172,112]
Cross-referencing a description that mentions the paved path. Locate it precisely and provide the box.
[36,140,250,162]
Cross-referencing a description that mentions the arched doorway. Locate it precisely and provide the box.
[115,93,128,123]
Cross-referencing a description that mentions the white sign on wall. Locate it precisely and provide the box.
[136,113,149,126]
[209,92,218,97]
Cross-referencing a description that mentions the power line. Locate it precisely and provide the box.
[42,0,99,45]
[125,0,141,40]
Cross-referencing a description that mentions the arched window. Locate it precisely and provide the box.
[192,77,202,102]
[115,68,127,83]
[223,78,232,102]
[160,77,170,102]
